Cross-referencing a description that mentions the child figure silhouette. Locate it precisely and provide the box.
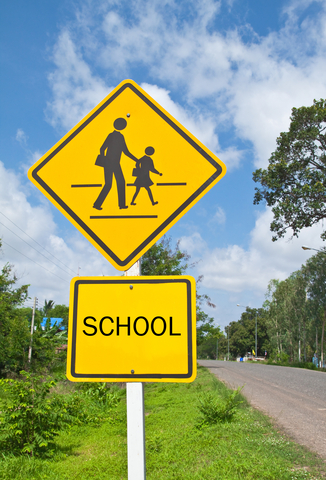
[131,147,162,206]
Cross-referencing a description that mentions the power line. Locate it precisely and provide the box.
[2,240,69,283]
[0,211,76,275]
[0,220,72,277]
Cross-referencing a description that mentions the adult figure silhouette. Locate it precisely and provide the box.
[93,118,138,210]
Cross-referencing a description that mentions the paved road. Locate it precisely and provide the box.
[198,360,326,460]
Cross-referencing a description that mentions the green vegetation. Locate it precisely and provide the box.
[263,250,326,367]
[253,99,326,242]
[0,371,74,456]
[0,255,29,376]
[0,367,324,479]
[197,314,223,359]
[213,249,326,367]
[216,307,269,359]
[197,383,243,426]
[141,236,190,276]
[0,239,69,377]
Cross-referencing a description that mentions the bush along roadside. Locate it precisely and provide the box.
[196,385,243,427]
[0,372,122,457]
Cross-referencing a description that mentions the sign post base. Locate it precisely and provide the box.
[127,382,146,480]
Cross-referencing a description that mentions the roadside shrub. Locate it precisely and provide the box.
[0,371,75,457]
[277,352,289,363]
[79,382,120,409]
[266,358,319,371]
[291,361,317,371]
[196,386,243,427]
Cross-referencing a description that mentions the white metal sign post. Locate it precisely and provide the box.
[127,382,146,480]
[125,260,146,480]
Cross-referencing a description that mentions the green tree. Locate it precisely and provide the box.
[50,304,69,330]
[197,312,222,359]
[28,304,68,373]
[253,99,326,241]
[141,237,190,275]
[261,267,324,365]
[7,304,62,374]
[303,249,326,366]
[43,299,54,318]
[0,243,30,376]
[227,308,269,358]
[264,272,317,363]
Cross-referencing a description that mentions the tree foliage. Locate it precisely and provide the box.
[0,371,73,456]
[141,237,190,275]
[0,245,30,376]
[0,241,69,376]
[253,99,326,241]
[197,312,222,359]
[43,299,54,317]
[264,273,307,362]
[303,249,326,365]
[262,252,326,366]
[226,308,269,358]
[50,304,69,330]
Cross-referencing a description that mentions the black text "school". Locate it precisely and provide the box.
[82,316,182,337]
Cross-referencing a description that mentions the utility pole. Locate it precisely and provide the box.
[298,320,301,362]
[216,337,218,361]
[255,311,258,359]
[28,297,37,363]
[227,326,230,361]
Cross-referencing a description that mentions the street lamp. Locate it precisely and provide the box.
[302,246,326,254]
[237,304,257,359]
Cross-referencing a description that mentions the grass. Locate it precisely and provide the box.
[0,366,325,479]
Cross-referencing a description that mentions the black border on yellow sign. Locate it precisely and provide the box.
[69,278,194,379]
[31,82,223,268]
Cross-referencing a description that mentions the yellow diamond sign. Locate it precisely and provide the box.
[28,80,226,270]
[66,276,196,382]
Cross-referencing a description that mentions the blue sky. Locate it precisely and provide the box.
[1,0,326,329]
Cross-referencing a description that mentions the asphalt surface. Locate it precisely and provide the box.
[198,360,326,460]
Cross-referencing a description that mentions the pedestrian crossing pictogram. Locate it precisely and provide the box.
[28,80,226,270]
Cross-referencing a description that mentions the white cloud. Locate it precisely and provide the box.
[195,208,325,294]
[45,0,326,170]
[19,150,45,178]
[179,232,207,256]
[46,30,110,131]
[46,41,222,159]
[140,83,219,152]
[216,147,243,171]
[15,129,28,146]
[213,207,226,225]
